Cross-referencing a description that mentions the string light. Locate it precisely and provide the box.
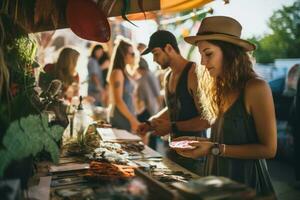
[223,0,230,5]
[160,8,213,25]
[207,8,214,14]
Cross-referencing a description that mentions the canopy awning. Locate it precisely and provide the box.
[161,0,213,13]
[116,0,213,21]
[2,0,213,32]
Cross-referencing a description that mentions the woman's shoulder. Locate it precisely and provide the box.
[110,69,124,79]
[245,78,270,92]
[244,78,272,103]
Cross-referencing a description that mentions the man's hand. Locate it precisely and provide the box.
[151,118,171,136]
[136,122,152,136]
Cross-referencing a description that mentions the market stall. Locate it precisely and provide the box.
[1,0,260,199]
[27,119,255,200]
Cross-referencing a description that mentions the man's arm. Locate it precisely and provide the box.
[149,106,169,121]
[176,116,210,132]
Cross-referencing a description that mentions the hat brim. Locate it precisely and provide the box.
[184,34,256,51]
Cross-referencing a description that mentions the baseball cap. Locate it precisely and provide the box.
[141,30,178,55]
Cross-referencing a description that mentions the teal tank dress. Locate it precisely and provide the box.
[205,90,275,196]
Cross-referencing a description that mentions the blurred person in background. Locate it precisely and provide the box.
[87,44,105,106]
[136,58,162,149]
[137,43,147,54]
[39,47,80,102]
[287,67,300,188]
[107,38,140,132]
[294,78,300,188]
[98,52,110,107]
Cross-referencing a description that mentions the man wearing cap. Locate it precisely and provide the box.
[137,30,209,174]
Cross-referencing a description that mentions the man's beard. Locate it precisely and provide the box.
[159,57,170,70]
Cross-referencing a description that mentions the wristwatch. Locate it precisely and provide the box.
[211,143,221,156]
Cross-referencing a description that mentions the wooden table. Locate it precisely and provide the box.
[27,137,200,200]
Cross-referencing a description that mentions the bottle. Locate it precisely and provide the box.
[73,96,88,140]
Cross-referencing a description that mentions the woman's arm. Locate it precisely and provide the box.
[110,70,138,124]
[175,79,277,160]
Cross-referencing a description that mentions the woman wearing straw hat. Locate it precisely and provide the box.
[172,16,276,195]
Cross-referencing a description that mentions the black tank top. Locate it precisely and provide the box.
[165,62,206,137]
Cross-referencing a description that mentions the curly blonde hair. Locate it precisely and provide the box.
[197,40,257,124]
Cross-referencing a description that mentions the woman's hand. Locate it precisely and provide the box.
[174,141,214,159]
[130,118,140,133]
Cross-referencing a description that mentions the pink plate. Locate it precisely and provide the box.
[169,140,198,150]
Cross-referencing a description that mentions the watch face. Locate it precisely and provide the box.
[212,147,220,155]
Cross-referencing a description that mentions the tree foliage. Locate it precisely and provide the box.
[251,0,300,63]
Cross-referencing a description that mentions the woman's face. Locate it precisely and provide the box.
[197,41,223,78]
[125,46,135,65]
[94,48,103,59]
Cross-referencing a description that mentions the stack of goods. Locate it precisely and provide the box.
[172,176,256,199]
[150,168,193,185]
[86,146,129,165]
[121,142,145,152]
[98,141,125,153]
[85,161,136,181]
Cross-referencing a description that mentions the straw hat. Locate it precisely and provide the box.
[184,16,256,51]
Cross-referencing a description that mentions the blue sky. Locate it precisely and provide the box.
[206,0,296,37]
